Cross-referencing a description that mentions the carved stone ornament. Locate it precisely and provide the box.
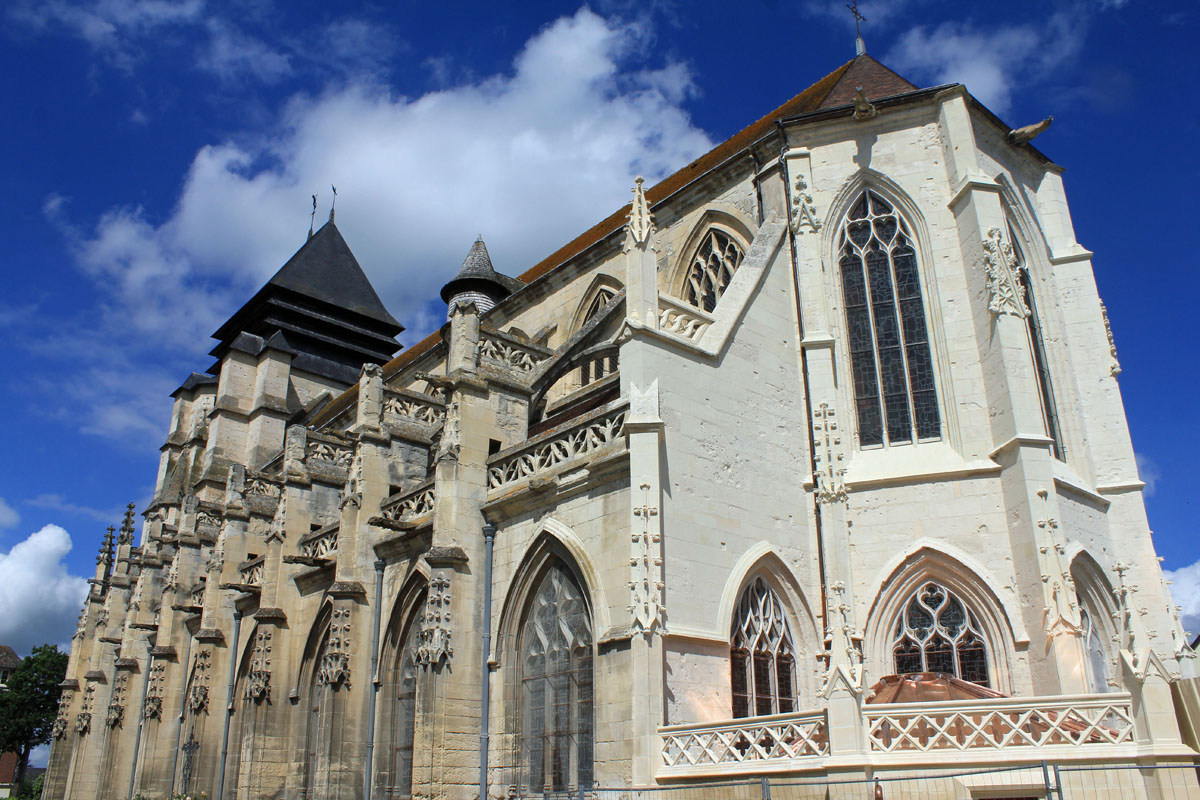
[106,672,129,728]
[852,86,877,120]
[414,575,453,665]
[143,662,166,720]
[53,691,73,739]
[1100,301,1122,376]
[812,403,848,504]
[244,627,273,702]
[628,483,665,635]
[625,176,656,247]
[186,649,212,715]
[981,227,1029,318]
[75,684,96,735]
[163,554,180,594]
[435,402,462,465]
[789,172,822,234]
[317,607,353,687]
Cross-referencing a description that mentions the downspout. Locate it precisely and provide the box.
[127,637,155,800]
[216,609,242,800]
[169,631,194,797]
[365,558,385,800]
[479,522,497,800]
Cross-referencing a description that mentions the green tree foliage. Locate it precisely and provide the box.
[0,644,68,792]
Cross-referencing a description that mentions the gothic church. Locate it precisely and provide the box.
[46,47,1200,800]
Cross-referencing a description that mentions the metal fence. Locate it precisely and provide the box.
[579,761,1200,800]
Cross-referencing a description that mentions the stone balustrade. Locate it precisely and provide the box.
[300,526,338,559]
[377,481,436,526]
[478,329,553,374]
[239,556,264,586]
[382,389,445,426]
[659,710,829,775]
[658,293,714,342]
[487,402,627,491]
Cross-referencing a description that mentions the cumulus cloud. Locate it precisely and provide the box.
[1165,559,1200,640]
[0,497,18,530]
[59,8,714,348]
[197,19,292,84]
[885,12,1081,113]
[0,525,89,653]
[27,494,128,525]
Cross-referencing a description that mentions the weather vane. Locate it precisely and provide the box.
[330,184,338,223]
[308,193,317,239]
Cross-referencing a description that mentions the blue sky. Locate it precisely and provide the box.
[1,0,1198,657]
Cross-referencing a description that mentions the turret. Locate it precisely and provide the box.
[440,236,520,318]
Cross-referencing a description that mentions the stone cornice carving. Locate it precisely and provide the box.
[982,227,1029,318]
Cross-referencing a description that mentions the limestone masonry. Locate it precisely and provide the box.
[46,52,1200,800]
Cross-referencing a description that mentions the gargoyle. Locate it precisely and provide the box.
[852,86,878,121]
[1007,116,1053,145]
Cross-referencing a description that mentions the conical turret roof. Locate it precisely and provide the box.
[440,236,522,304]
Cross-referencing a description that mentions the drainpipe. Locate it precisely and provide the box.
[479,522,497,800]
[365,558,386,800]
[169,631,194,797]
[216,609,242,800]
[127,637,155,800]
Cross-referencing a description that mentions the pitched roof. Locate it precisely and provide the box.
[0,645,22,670]
[260,220,400,329]
[310,53,928,428]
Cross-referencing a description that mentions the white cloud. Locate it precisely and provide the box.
[1135,452,1161,497]
[885,13,1080,113]
[197,19,293,84]
[0,525,89,653]
[1165,559,1200,640]
[8,0,204,67]
[0,497,18,529]
[61,7,714,350]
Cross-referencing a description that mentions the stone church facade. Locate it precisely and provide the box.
[45,53,1199,800]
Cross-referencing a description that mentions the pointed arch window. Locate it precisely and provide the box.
[685,229,744,312]
[1078,605,1112,694]
[891,582,989,685]
[520,562,593,793]
[579,287,618,386]
[838,191,939,446]
[388,592,426,798]
[730,578,797,717]
[1008,221,1064,459]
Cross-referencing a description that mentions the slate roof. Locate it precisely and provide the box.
[440,237,524,304]
[309,53,944,427]
[0,645,21,670]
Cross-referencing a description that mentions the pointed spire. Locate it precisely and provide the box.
[441,235,517,317]
[626,176,655,245]
[118,502,136,546]
[97,526,115,566]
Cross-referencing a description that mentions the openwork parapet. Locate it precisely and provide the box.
[300,526,339,559]
[658,294,713,342]
[479,330,552,374]
[378,482,436,525]
[487,403,627,491]
[383,389,446,426]
[659,710,829,771]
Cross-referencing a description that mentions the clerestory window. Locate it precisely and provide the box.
[730,578,797,718]
[838,191,939,447]
[685,229,744,312]
[891,581,989,686]
[520,562,593,793]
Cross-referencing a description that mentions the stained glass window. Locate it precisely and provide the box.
[891,582,989,686]
[685,229,744,312]
[1009,222,1064,459]
[1079,604,1111,694]
[520,562,593,793]
[838,191,939,446]
[730,578,797,717]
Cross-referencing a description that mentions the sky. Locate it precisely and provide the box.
[1,0,1198,659]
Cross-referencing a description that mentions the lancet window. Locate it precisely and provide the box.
[730,578,797,717]
[389,596,425,798]
[1009,221,1064,459]
[579,287,618,386]
[684,229,744,312]
[837,191,939,446]
[891,582,989,685]
[519,562,593,793]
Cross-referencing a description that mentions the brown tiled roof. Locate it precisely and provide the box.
[0,645,21,670]
[867,672,1006,703]
[311,54,924,429]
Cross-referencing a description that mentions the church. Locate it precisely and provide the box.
[44,43,1200,800]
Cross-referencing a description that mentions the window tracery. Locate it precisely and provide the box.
[730,578,797,718]
[684,229,744,313]
[520,562,593,793]
[579,288,618,386]
[891,582,989,685]
[837,190,939,446]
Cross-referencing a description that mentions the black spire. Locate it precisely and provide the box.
[440,236,522,316]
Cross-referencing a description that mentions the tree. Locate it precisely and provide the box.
[0,644,68,792]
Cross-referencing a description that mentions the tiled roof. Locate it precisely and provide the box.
[0,645,22,670]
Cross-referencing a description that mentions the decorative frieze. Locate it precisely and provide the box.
[981,227,1029,318]
[479,331,550,373]
[307,438,354,470]
[487,405,627,490]
[246,476,282,498]
[383,390,446,426]
[414,575,453,665]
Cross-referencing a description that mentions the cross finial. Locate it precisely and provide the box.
[846,1,867,55]
[308,193,317,240]
[329,185,337,223]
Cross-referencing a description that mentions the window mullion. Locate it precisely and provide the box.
[856,242,890,446]
[888,246,919,442]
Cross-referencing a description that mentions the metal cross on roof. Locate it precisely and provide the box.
[846,1,866,35]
